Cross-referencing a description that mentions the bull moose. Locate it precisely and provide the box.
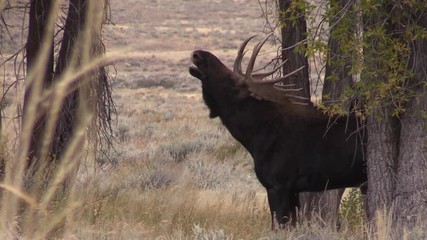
[189,34,367,228]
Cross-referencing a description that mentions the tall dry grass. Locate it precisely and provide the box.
[0,1,141,238]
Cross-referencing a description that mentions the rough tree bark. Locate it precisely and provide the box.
[278,0,310,96]
[363,2,427,233]
[365,112,398,220]
[393,85,427,229]
[323,0,354,104]
[278,0,344,224]
[362,3,399,222]
[392,9,427,229]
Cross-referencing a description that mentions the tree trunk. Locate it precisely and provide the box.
[278,0,310,97]
[361,2,397,224]
[366,113,398,220]
[21,0,109,237]
[23,0,87,192]
[363,2,427,233]
[323,0,354,105]
[392,17,427,229]
[297,189,344,225]
[51,0,88,158]
[24,0,55,172]
[320,0,360,225]
[278,0,343,224]
[393,94,427,229]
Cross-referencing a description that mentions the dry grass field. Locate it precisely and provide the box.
[82,1,274,238]
[0,0,380,239]
[70,1,368,238]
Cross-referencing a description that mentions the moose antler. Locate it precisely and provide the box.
[233,34,308,105]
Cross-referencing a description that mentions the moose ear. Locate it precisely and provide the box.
[189,66,205,81]
[233,78,253,99]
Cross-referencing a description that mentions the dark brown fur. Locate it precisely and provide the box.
[189,49,366,228]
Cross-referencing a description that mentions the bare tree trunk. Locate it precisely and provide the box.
[278,0,310,97]
[394,94,427,229]
[52,0,88,158]
[365,113,398,219]
[22,0,109,237]
[24,0,86,192]
[297,190,344,224]
[320,0,360,225]
[25,0,54,171]
[393,15,427,229]
[363,2,427,233]
[278,0,343,224]
[323,0,354,105]
[361,2,397,224]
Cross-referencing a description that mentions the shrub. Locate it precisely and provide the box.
[339,188,366,230]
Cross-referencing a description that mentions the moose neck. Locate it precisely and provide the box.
[218,97,289,154]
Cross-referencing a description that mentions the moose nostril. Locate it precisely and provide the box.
[192,52,201,61]
[191,51,207,67]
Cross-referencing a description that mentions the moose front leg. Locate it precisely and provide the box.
[267,187,299,230]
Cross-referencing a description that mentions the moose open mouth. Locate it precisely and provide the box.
[189,66,204,80]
